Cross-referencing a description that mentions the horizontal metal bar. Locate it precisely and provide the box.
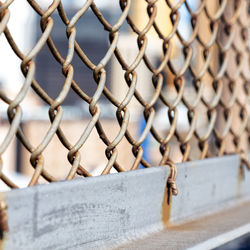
[188,222,250,250]
[0,153,250,249]
[121,200,250,249]
[1,167,169,250]
[169,153,250,224]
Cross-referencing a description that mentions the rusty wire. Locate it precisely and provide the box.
[0,0,249,189]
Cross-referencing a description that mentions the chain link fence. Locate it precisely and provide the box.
[0,0,249,189]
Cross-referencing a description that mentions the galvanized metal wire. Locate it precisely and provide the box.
[0,0,249,188]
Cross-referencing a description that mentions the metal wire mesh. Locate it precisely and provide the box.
[0,0,249,188]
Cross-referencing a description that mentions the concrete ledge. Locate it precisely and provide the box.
[0,154,249,249]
